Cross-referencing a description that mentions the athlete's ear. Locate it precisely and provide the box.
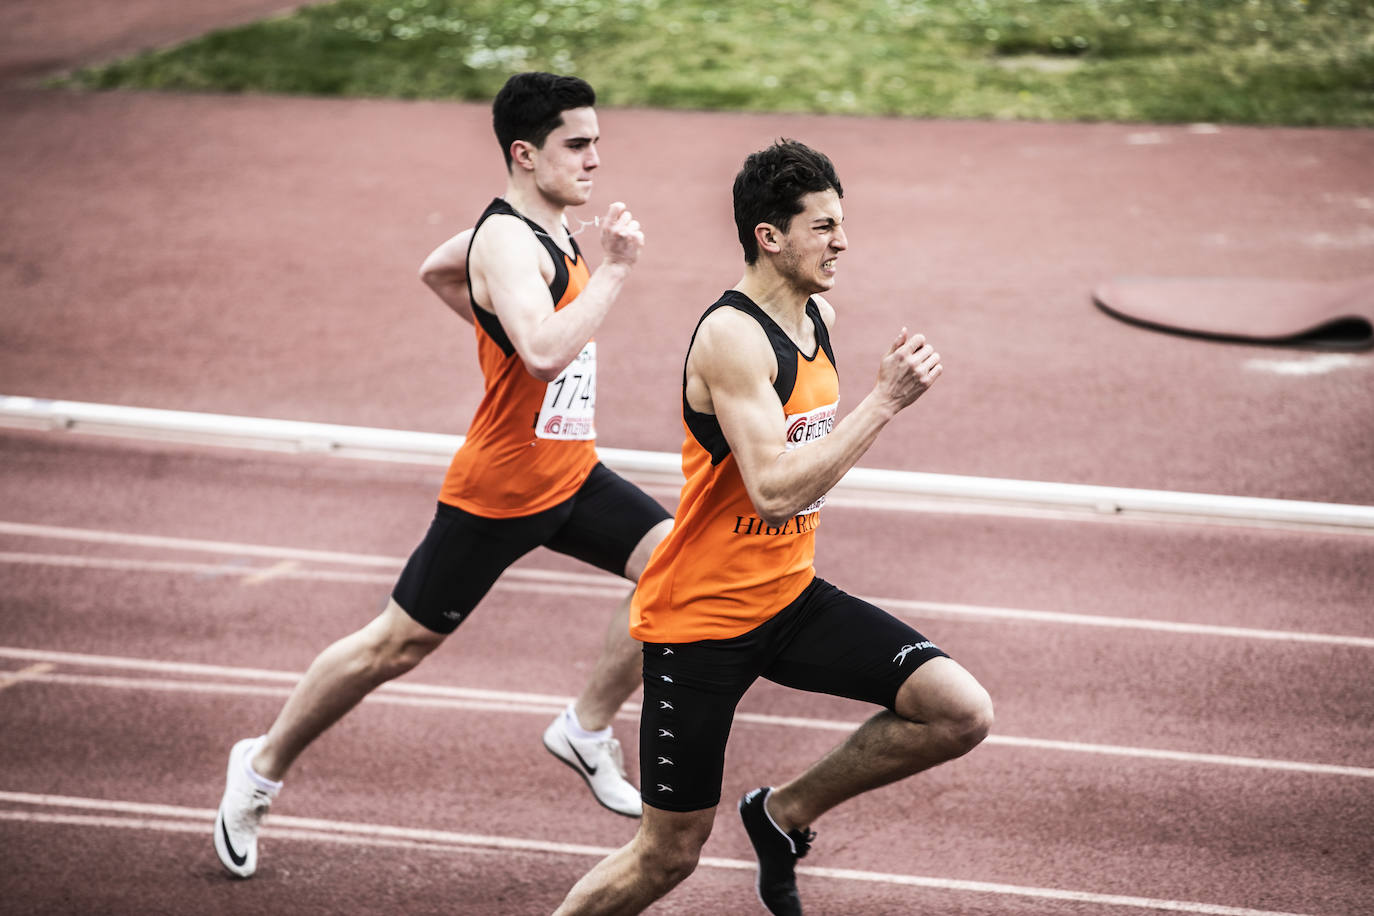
[511,139,537,172]
[755,223,781,254]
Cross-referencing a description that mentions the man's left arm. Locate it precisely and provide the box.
[708,317,941,526]
[419,228,476,325]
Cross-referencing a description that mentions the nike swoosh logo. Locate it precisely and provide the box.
[568,742,598,775]
[219,814,247,867]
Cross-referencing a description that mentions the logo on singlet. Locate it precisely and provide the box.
[783,400,838,515]
[732,513,822,537]
[785,403,837,448]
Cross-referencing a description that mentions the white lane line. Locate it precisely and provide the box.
[0,662,53,691]
[730,710,1374,779]
[0,810,521,861]
[0,552,629,599]
[788,862,1320,916]
[2,651,1369,779]
[1245,355,1363,377]
[241,559,300,585]
[0,670,565,718]
[0,645,575,704]
[2,522,1369,648]
[0,520,416,567]
[952,733,1373,779]
[879,596,1374,648]
[0,793,1322,916]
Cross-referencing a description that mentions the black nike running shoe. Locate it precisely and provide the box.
[738,786,815,915]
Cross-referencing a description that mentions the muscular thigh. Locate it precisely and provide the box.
[762,578,949,710]
[638,636,765,813]
[544,463,671,578]
[391,501,570,635]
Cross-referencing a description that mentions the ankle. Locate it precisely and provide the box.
[247,740,286,787]
[764,788,801,834]
[565,703,612,739]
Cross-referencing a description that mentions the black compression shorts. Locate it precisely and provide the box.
[638,576,948,813]
[392,462,671,634]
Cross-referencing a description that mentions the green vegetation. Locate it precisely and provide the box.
[59,0,1374,125]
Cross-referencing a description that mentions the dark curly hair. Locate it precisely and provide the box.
[732,139,844,265]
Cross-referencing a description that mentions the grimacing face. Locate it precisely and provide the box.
[774,189,847,294]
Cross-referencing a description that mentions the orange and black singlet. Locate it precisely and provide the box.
[439,198,599,518]
[630,290,840,643]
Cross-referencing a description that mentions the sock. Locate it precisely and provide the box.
[563,704,611,742]
[243,737,284,792]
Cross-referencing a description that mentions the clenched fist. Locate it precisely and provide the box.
[875,328,942,413]
[599,201,644,267]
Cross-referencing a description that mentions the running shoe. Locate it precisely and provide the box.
[739,786,815,915]
[213,737,280,878]
[542,714,642,817]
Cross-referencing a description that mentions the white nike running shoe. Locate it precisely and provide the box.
[213,737,280,878]
[542,714,642,818]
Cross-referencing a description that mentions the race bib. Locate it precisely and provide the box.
[536,342,597,440]
[784,401,837,513]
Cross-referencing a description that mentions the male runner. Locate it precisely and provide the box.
[553,140,993,915]
[213,71,673,879]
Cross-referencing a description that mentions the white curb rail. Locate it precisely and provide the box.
[3,395,1372,532]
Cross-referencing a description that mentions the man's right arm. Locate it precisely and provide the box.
[477,202,643,382]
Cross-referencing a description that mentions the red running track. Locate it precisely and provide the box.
[1,3,1372,914]
[1,431,1371,915]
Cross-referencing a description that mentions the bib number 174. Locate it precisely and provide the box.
[536,342,596,440]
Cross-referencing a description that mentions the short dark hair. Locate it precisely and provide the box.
[492,72,597,170]
[732,139,844,265]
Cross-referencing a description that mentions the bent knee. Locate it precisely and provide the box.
[643,846,701,891]
[944,689,994,753]
[896,661,994,756]
[364,601,446,676]
[379,637,439,676]
[636,808,711,892]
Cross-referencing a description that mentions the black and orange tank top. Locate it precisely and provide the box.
[630,290,840,643]
[439,198,599,518]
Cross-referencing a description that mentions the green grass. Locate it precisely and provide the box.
[57,0,1374,126]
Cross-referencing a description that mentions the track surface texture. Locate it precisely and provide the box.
[1,3,1371,915]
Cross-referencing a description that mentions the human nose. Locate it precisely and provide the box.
[832,226,848,250]
[585,143,600,170]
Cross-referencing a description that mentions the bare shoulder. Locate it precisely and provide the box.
[471,213,548,272]
[686,304,779,414]
[470,215,557,306]
[812,294,837,330]
[692,305,773,371]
